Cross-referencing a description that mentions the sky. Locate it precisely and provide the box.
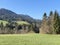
[0,0,60,19]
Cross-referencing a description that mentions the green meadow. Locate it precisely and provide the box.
[0,34,60,45]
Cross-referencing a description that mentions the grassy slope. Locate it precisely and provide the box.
[16,21,30,25]
[0,20,30,26]
[0,34,60,45]
[0,20,8,26]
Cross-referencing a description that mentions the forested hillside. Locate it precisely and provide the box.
[0,8,41,34]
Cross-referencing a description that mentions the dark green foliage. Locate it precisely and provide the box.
[53,11,60,34]
[41,11,60,34]
[33,23,39,33]
[0,22,4,30]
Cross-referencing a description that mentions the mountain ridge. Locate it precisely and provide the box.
[0,8,41,24]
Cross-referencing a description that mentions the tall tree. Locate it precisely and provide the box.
[53,11,60,34]
[0,22,4,33]
[48,11,54,34]
[0,22,4,30]
[40,13,48,33]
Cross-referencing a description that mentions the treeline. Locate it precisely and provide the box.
[40,11,60,34]
[0,22,39,34]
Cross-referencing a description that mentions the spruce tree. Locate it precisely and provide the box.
[48,11,54,34]
[0,22,4,30]
[53,11,60,34]
[40,13,48,33]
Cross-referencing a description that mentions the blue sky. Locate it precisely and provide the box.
[0,0,60,19]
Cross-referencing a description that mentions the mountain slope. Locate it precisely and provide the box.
[0,8,41,24]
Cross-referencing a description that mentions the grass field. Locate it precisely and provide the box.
[0,34,60,45]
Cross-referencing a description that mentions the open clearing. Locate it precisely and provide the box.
[0,34,60,45]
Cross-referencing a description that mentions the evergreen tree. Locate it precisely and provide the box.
[53,11,60,34]
[40,13,48,33]
[48,11,54,34]
[15,22,18,33]
[58,16,60,34]
[0,22,4,30]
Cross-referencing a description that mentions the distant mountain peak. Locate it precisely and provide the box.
[0,8,10,11]
[0,8,17,15]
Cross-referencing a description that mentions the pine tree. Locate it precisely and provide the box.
[40,13,48,33]
[0,22,4,30]
[53,11,60,34]
[58,16,60,34]
[48,11,54,34]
